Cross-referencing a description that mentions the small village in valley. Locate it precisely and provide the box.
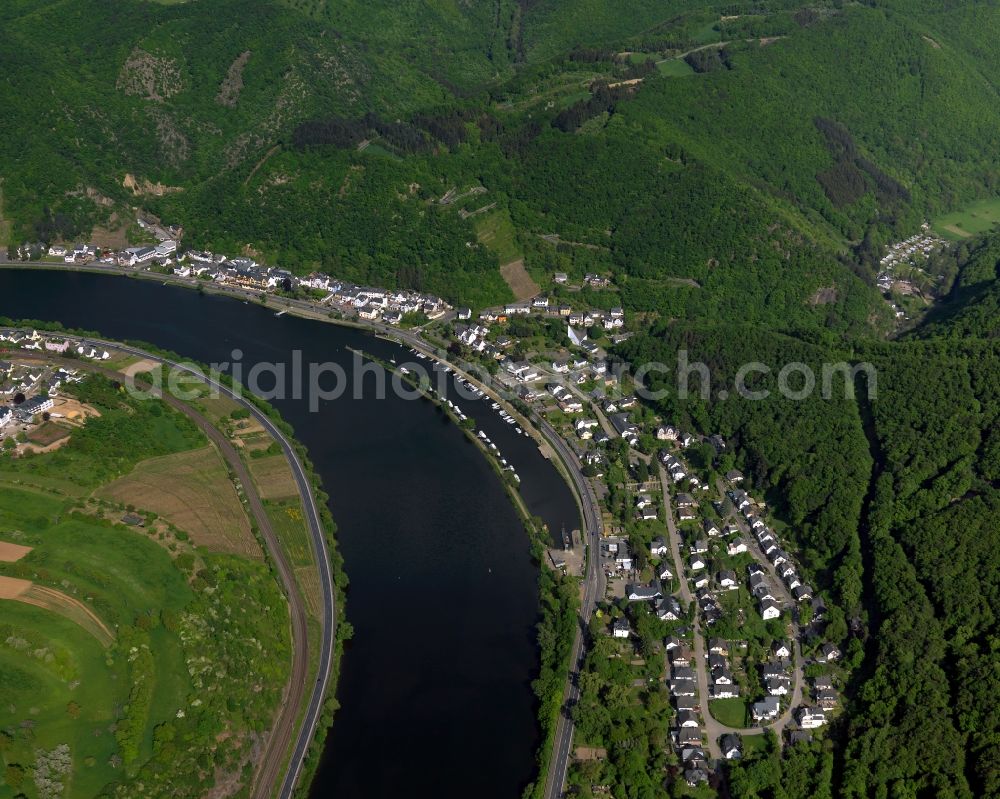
[3,217,852,793]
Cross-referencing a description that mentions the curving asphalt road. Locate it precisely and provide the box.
[10,332,335,799]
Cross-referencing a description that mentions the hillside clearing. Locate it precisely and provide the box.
[501,259,540,301]
[933,197,1000,240]
[475,208,523,265]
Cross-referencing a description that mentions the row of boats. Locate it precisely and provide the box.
[404,347,529,482]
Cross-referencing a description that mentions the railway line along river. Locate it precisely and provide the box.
[0,269,581,799]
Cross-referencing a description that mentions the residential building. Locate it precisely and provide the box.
[751,697,781,722]
[797,707,827,729]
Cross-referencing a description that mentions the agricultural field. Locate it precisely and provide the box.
[0,374,291,799]
[249,452,300,501]
[932,197,1000,240]
[95,445,262,558]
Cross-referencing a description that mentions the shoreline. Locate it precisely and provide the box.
[2,262,599,798]
[0,270,600,799]
[1,328,341,799]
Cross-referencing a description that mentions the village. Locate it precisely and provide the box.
[0,330,103,454]
[8,229,850,792]
[877,222,948,319]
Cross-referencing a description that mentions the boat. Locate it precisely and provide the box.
[515,427,523,434]
[491,402,500,410]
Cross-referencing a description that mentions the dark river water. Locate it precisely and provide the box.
[0,270,580,799]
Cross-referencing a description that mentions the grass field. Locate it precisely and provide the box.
[95,446,262,558]
[0,602,124,799]
[932,197,1000,240]
[657,58,696,77]
[742,732,770,754]
[0,488,194,799]
[249,453,300,501]
[0,578,116,646]
[709,696,749,727]
[265,500,314,567]
[0,488,195,626]
[474,208,524,265]
[0,375,293,797]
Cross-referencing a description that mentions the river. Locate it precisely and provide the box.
[0,269,581,799]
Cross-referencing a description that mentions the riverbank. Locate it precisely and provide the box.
[0,270,575,799]
[0,329,342,799]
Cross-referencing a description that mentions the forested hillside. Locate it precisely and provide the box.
[4,0,1000,317]
[614,229,1000,797]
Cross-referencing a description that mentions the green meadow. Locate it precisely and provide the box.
[933,197,1000,240]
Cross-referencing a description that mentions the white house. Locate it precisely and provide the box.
[650,537,669,557]
[155,240,177,257]
[656,425,679,441]
[760,599,781,620]
[718,571,738,590]
[712,684,739,700]
[720,735,742,760]
[625,584,661,602]
[612,618,630,639]
[727,540,748,556]
[19,395,53,417]
[657,596,682,621]
[797,707,827,729]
